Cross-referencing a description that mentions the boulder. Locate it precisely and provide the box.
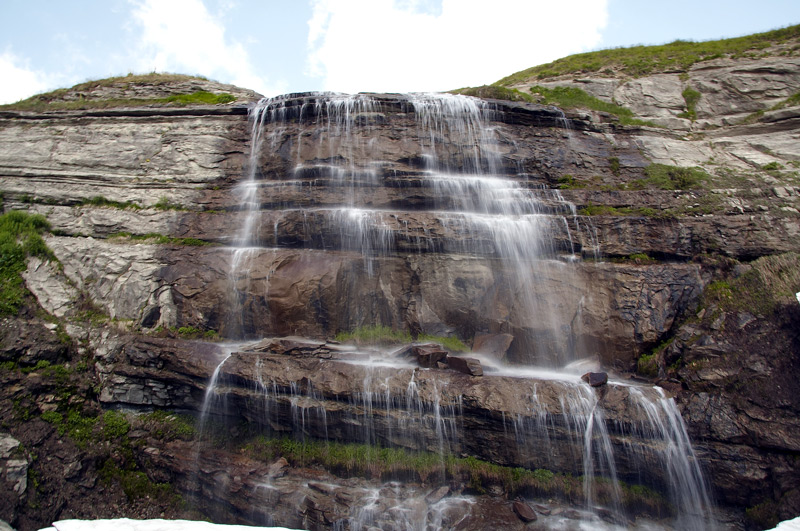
[413,344,448,368]
[446,356,484,376]
[581,372,608,387]
[512,500,537,522]
[472,333,514,362]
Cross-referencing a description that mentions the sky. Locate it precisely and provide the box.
[1,0,800,104]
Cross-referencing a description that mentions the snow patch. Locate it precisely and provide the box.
[41,520,298,531]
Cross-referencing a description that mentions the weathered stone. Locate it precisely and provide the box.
[512,500,537,522]
[446,356,483,376]
[425,485,450,505]
[533,503,551,516]
[581,372,608,387]
[413,345,448,368]
[472,333,514,361]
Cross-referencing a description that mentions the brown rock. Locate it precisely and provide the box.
[425,485,450,505]
[512,500,537,522]
[472,333,514,361]
[413,345,448,368]
[446,356,484,376]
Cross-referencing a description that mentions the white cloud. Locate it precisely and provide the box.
[307,0,608,93]
[129,0,287,96]
[0,50,52,104]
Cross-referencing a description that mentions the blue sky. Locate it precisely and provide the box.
[1,0,799,104]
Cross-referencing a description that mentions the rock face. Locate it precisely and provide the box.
[0,68,798,528]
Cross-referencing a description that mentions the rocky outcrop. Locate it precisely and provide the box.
[0,69,798,528]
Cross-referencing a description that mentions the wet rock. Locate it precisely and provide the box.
[446,356,484,376]
[512,500,537,522]
[425,485,450,505]
[532,503,551,515]
[414,344,448,368]
[472,333,514,361]
[581,372,608,387]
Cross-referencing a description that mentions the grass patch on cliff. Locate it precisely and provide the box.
[702,253,800,316]
[0,210,55,316]
[449,85,534,102]
[240,436,669,516]
[634,164,709,190]
[495,24,800,84]
[78,196,142,210]
[528,85,655,126]
[335,325,468,352]
[1,72,237,111]
[108,232,212,247]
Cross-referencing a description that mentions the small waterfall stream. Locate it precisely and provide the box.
[198,92,717,529]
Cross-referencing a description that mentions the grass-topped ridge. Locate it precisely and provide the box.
[1,73,237,111]
[449,85,534,103]
[496,24,800,85]
[528,85,656,126]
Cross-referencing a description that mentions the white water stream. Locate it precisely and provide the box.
[198,92,718,529]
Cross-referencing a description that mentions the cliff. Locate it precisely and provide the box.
[0,37,798,530]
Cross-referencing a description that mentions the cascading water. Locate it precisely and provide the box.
[198,92,717,529]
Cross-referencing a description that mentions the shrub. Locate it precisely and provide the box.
[0,211,55,315]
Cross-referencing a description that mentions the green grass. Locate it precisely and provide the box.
[238,435,669,516]
[636,164,709,190]
[496,24,800,84]
[108,232,212,247]
[1,72,237,111]
[703,253,800,316]
[335,325,468,352]
[0,211,55,315]
[137,410,197,441]
[78,196,142,210]
[448,85,534,102]
[678,87,702,120]
[528,85,655,126]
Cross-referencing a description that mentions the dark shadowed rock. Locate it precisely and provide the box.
[582,372,608,387]
[414,345,448,368]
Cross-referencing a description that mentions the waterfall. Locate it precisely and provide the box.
[233,92,597,364]
[201,91,717,528]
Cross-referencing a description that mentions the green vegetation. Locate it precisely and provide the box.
[175,325,219,340]
[577,203,669,218]
[496,24,800,84]
[77,196,142,210]
[153,197,188,211]
[745,501,780,530]
[742,91,800,123]
[40,408,97,446]
[0,211,55,315]
[608,157,621,176]
[108,232,212,247]
[239,435,668,516]
[449,85,534,102]
[637,164,709,190]
[637,338,675,378]
[528,85,655,126]
[136,410,197,441]
[99,460,176,501]
[702,253,800,316]
[678,87,702,120]
[1,72,237,111]
[335,325,468,352]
